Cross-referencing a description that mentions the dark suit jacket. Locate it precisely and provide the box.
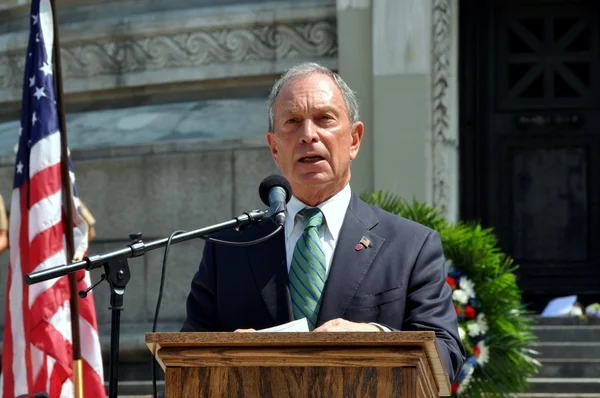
[182,193,466,382]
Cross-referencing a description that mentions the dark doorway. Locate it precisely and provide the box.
[460,0,600,311]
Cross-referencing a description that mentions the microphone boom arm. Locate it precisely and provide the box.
[25,209,267,285]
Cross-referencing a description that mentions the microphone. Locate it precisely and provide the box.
[16,393,49,398]
[259,175,292,227]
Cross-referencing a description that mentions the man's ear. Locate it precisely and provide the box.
[349,121,364,161]
[266,131,279,166]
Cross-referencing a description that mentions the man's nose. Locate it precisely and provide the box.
[299,120,319,143]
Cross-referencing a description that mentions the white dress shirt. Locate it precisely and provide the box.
[284,183,351,274]
[283,184,390,332]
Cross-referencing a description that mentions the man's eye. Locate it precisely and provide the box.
[286,118,298,124]
[320,115,332,120]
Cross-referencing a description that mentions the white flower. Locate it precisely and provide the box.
[585,303,600,317]
[459,277,476,299]
[477,314,489,334]
[569,305,583,317]
[458,326,466,341]
[453,289,469,305]
[457,364,475,394]
[467,322,481,337]
[477,340,490,366]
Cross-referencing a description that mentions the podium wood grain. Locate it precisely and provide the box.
[147,332,450,397]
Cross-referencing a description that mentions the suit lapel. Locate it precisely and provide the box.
[248,221,293,325]
[316,193,384,326]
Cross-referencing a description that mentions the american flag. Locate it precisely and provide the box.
[0,0,104,396]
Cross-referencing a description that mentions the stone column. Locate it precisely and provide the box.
[336,0,374,196]
[430,0,459,221]
[337,0,459,221]
[372,0,433,205]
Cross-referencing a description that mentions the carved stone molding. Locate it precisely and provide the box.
[0,20,336,89]
[431,0,457,218]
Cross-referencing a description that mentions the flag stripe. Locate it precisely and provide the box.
[29,249,67,307]
[30,278,70,333]
[28,190,62,243]
[30,318,72,370]
[82,359,104,397]
[33,349,48,394]
[29,220,64,277]
[29,132,61,177]
[30,161,61,206]
[30,342,45,389]
[77,271,99,329]
[19,181,35,390]
[80,317,106,397]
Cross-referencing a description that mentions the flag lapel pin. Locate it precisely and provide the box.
[355,236,371,251]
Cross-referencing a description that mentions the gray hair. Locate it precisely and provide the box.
[267,62,360,131]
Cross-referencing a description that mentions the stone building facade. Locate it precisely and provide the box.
[2,0,598,392]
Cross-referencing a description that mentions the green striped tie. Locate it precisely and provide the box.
[289,207,327,330]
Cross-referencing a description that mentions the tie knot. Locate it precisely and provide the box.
[300,207,324,230]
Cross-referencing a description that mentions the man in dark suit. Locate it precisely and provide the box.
[182,62,465,382]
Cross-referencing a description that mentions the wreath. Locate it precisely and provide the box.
[362,192,540,396]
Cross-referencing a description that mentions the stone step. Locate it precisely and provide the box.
[531,342,600,359]
[113,379,600,397]
[538,359,600,378]
[533,326,600,343]
[519,394,600,398]
[533,316,600,326]
[105,380,165,397]
[112,379,600,397]
[103,360,165,382]
[527,378,600,394]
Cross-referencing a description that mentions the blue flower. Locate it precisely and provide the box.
[457,362,474,382]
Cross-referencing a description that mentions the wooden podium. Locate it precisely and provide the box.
[146,331,451,397]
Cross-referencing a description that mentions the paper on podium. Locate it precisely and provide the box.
[257,318,309,332]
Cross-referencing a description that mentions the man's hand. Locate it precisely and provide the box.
[313,318,382,332]
[234,328,256,332]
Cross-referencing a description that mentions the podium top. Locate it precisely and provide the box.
[147,330,435,346]
[146,331,450,396]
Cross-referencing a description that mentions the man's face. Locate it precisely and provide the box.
[266,73,363,205]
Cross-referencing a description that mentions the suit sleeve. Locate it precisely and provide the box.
[181,241,219,332]
[402,230,466,383]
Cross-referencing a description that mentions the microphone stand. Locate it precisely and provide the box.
[25,209,268,398]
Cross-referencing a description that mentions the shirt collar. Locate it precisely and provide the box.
[285,183,351,241]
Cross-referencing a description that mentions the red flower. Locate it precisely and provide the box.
[452,382,460,393]
[464,305,476,319]
[473,344,481,358]
[447,276,456,289]
[455,305,461,316]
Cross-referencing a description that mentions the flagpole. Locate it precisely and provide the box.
[49,0,84,396]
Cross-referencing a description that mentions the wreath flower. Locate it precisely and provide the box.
[447,263,489,394]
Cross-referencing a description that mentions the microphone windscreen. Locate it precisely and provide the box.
[259,175,292,206]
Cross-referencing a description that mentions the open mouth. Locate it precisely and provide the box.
[299,156,324,163]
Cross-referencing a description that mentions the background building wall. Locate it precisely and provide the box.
[0,0,337,370]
